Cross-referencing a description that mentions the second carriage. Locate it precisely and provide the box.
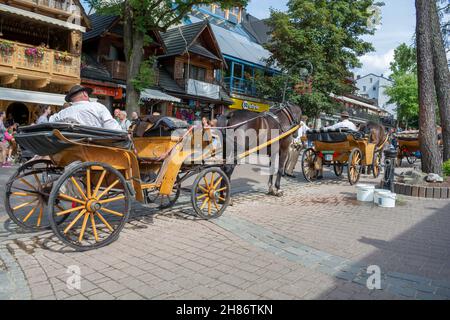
[301,128,387,185]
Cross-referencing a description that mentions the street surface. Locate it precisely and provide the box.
[1,159,450,300]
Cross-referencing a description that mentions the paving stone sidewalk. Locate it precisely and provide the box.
[0,166,449,300]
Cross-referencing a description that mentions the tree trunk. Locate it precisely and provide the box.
[416,0,442,174]
[123,4,145,116]
[430,1,450,162]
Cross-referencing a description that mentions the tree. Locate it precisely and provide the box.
[385,72,419,128]
[416,0,442,175]
[88,0,247,115]
[430,1,450,162]
[262,0,381,119]
[385,44,418,128]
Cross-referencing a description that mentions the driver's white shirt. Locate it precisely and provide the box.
[49,100,122,131]
[325,119,357,131]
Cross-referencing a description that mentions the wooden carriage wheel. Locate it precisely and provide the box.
[333,161,344,177]
[4,159,66,230]
[191,168,230,219]
[145,183,181,209]
[301,148,318,182]
[347,148,363,185]
[47,162,131,251]
[372,151,382,178]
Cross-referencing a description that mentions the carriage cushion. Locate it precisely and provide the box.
[132,116,190,137]
[15,123,132,156]
[306,128,361,143]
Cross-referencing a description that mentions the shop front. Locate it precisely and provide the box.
[83,82,124,111]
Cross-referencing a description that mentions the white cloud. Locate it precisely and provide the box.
[356,49,395,77]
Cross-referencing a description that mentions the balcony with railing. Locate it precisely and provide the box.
[185,78,221,100]
[104,60,127,81]
[224,77,258,97]
[0,40,80,84]
[8,0,76,16]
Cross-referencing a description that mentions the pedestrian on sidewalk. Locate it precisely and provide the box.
[0,111,10,167]
[118,111,132,132]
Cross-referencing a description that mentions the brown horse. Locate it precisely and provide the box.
[217,102,302,197]
[359,121,388,149]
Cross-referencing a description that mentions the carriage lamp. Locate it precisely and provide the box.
[382,149,397,192]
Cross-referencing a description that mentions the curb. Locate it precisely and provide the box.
[393,182,450,199]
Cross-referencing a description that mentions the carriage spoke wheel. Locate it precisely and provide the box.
[48,162,131,251]
[302,148,318,182]
[347,148,363,185]
[4,159,64,230]
[333,161,344,177]
[192,168,230,220]
[372,152,382,178]
[146,183,181,209]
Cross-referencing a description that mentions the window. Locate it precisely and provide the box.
[184,64,206,82]
[370,78,373,83]
[373,86,376,91]
[363,86,366,91]
[233,63,243,79]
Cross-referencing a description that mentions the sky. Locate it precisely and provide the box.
[246,0,417,77]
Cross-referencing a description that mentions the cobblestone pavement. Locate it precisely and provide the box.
[0,162,449,300]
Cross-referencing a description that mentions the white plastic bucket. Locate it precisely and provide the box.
[374,189,388,204]
[377,192,397,208]
[356,184,375,202]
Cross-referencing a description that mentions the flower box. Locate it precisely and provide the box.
[0,40,15,56]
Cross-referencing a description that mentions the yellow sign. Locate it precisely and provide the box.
[229,98,270,113]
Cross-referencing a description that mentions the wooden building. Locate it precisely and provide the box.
[81,14,167,111]
[157,21,233,121]
[0,0,90,124]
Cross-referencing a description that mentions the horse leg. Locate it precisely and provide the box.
[268,159,276,196]
[273,148,288,197]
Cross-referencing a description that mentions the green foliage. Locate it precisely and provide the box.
[443,159,450,177]
[262,0,380,114]
[386,43,419,127]
[131,57,157,93]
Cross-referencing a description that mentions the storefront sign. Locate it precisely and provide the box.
[83,84,123,100]
[230,98,270,113]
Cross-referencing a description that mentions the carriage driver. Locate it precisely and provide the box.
[49,85,122,131]
[324,111,357,131]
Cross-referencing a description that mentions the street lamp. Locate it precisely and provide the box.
[281,60,314,105]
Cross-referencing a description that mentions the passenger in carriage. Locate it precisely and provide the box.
[49,85,123,131]
[324,111,357,131]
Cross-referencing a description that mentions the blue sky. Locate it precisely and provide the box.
[247,0,417,77]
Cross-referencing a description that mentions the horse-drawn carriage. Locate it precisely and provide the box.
[396,132,420,166]
[4,119,232,251]
[301,128,387,185]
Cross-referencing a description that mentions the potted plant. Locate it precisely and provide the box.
[54,51,72,63]
[24,46,45,61]
[0,40,15,56]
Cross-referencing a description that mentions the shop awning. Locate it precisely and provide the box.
[0,87,67,106]
[0,3,86,32]
[140,89,181,103]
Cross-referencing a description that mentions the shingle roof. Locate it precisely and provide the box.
[189,43,220,61]
[157,67,185,94]
[81,54,113,82]
[241,14,271,45]
[161,21,208,56]
[83,14,119,41]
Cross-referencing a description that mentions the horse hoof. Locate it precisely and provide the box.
[276,190,284,197]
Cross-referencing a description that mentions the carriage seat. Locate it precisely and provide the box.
[306,128,362,143]
[132,116,190,137]
[15,123,132,156]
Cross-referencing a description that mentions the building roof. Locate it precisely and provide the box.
[356,73,393,83]
[83,14,119,41]
[241,13,271,45]
[80,54,127,85]
[160,21,224,63]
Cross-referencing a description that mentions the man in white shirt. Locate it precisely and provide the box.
[285,116,310,178]
[49,85,122,131]
[325,111,357,131]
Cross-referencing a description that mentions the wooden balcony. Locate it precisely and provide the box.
[7,0,78,17]
[104,60,127,81]
[0,40,80,88]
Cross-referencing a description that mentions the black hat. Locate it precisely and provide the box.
[65,85,93,102]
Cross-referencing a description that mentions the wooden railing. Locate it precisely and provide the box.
[10,0,77,16]
[0,41,80,79]
[104,60,127,81]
